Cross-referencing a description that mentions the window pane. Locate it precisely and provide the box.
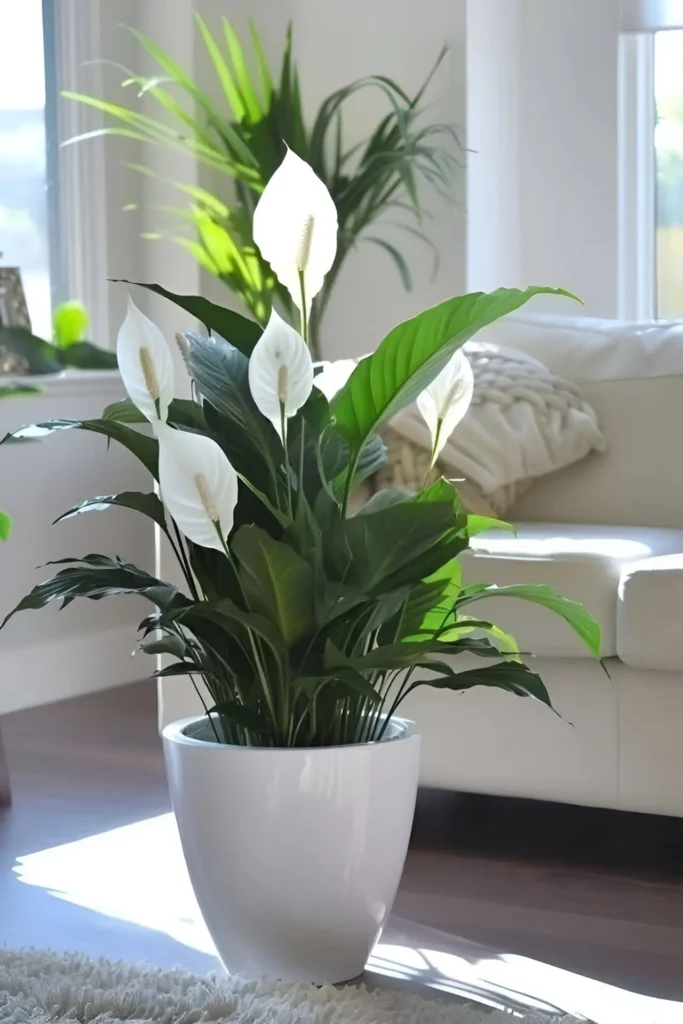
[0,0,52,338]
[655,29,683,318]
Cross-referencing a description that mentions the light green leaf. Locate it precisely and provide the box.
[457,583,601,658]
[0,509,12,541]
[466,515,515,537]
[332,287,579,471]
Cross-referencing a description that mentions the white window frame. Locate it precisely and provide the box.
[51,0,110,344]
[617,31,656,321]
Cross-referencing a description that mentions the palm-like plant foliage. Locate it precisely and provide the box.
[64,17,461,358]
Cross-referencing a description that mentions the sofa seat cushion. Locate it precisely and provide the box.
[618,554,683,670]
[461,523,683,658]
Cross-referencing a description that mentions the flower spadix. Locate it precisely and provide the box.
[417,349,474,466]
[248,309,313,438]
[117,297,174,425]
[157,426,238,552]
[252,149,338,314]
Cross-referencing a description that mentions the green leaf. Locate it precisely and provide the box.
[466,515,515,537]
[439,615,522,663]
[180,597,287,657]
[332,287,579,469]
[53,491,167,530]
[222,18,262,122]
[457,583,601,658]
[113,281,262,357]
[56,342,118,370]
[342,498,462,593]
[1,419,159,478]
[356,488,413,515]
[0,327,62,374]
[141,634,188,658]
[0,509,12,541]
[103,397,206,432]
[1,556,185,628]
[211,701,269,735]
[232,525,314,644]
[182,332,281,492]
[366,236,413,290]
[194,12,246,122]
[414,660,553,708]
[53,301,90,348]
[0,384,41,399]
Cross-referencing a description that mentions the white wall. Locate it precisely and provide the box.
[0,375,155,714]
[466,0,624,317]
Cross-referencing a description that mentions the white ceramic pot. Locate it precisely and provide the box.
[162,714,420,984]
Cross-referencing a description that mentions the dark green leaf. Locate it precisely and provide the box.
[1,556,185,628]
[182,332,281,493]
[114,281,262,356]
[211,701,269,735]
[1,419,159,478]
[141,633,188,658]
[56,342,118,370]
[414,660,553,708]
[366,236,413,290]
[53,491,167,530]
[342,495,464,593]
[180,597,287,656]
[332,287,578,469]
[232,525,314,644]
[103,397,206,431]
[0,327,62,374]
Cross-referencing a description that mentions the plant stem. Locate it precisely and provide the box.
[216,527,280,737]
[167,520,200,601]
[281,405,293,518]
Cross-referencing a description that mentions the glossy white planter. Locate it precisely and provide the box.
[162,715,420,983]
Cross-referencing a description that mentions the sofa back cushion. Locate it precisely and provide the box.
[477,314,683,528]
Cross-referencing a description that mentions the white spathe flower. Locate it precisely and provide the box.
[417,349,474,464]
[252,149,338,314]
[158,426,238,552]
[248,309,313,436]
[117,296,174,424]
[313,358,358,400]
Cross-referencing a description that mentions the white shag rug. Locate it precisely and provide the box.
[0,948,584,1024]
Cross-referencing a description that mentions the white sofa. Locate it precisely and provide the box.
[403,312,683,818]
[160,313,683,818]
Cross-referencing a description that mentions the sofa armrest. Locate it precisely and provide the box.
[618,554,683,671]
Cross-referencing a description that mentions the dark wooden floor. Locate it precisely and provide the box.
[1,681,682,1020]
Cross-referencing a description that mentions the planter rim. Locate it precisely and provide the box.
[162,713,418,752]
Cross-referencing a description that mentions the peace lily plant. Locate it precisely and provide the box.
[1,151,600,749]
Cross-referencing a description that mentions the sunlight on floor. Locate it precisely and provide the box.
[13,812,682,1024]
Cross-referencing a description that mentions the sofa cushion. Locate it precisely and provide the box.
[476,314,683,529]
[462,524,683,658]
[618,554,683,670]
